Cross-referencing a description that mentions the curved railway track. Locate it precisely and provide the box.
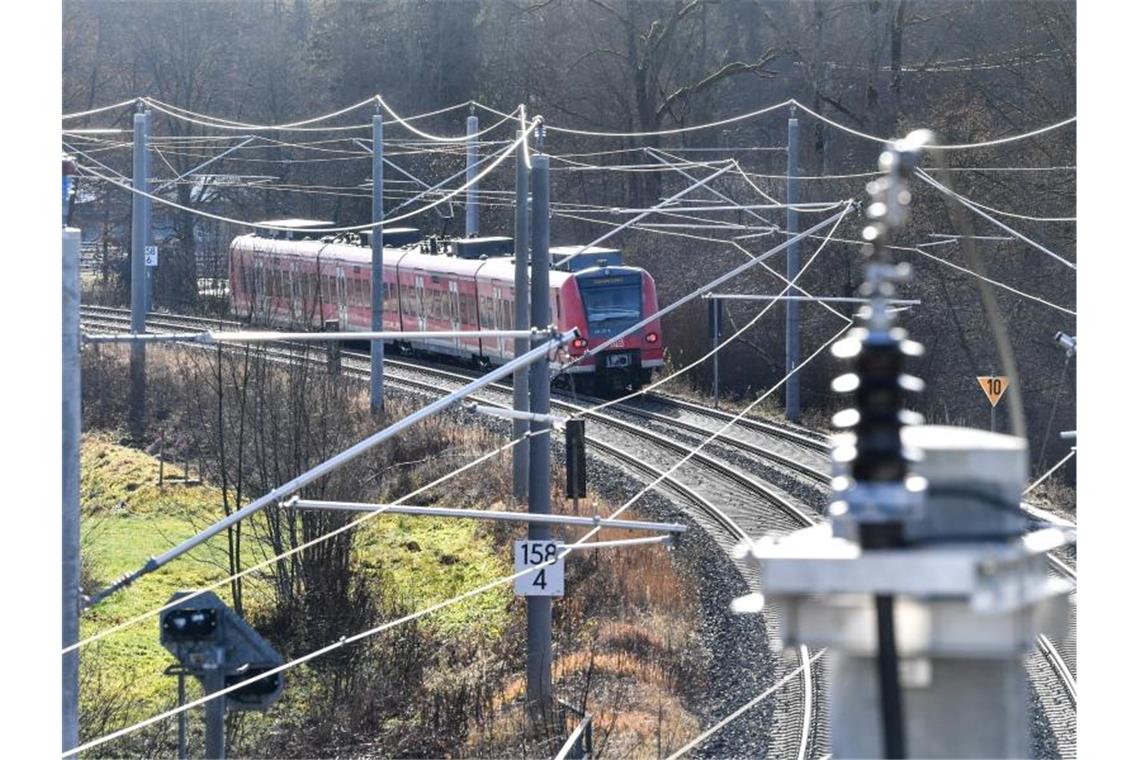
[80,306,1076,757]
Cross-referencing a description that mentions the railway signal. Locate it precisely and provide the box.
[160,591,284,759]
[565,419,587,502]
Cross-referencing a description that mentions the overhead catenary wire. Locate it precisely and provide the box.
[772,232,1076,317]
[62,98,139,120]
[376,95,519,143]
[68,119,537,233]
[925,188,1075,223]
[473,97,1075,150]
[914,169,1075,269]
[145,96,499,134]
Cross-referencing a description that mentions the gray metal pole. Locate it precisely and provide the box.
[204,657,225,759]
[711,297,721,409]
[466,113,479,237]
[177,670,187,760]
[526,153,553,720]
[785,110,801,422]
[513,128,531,500]
[62,227,81,756]
[371,110,385,413]
[130,105,148,440]
[143,108,154,313]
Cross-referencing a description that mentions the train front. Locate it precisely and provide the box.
[554,246,663,392]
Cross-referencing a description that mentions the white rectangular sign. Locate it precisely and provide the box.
[513,540,565,597]
[145,245,159,267]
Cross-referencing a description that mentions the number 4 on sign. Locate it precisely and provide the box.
[976,376,1009,407]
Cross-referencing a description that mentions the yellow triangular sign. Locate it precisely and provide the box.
[976,376,1009,407]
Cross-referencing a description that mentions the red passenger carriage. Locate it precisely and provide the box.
[229,221,664,391]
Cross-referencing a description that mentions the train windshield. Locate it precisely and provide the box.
[578,274,642,337]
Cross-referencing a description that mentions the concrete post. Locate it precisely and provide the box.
[785,110,801,422]
[526,153,553,719]
[130,105,148,440]
[513,129,531,500]
[466,114,479,237]
[62,227,81,755]
[371,110,385,413]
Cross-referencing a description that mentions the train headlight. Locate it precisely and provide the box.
[572,338,588,350]
[645,332,659,344]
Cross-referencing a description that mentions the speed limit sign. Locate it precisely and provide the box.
[513,540,565,597]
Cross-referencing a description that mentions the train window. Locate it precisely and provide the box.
[577,274,643,337]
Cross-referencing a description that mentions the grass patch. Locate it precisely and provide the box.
[353,514,512,638]
[79,432,512,738]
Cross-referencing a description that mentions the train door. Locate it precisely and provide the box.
[335,266,348,329]
[449,279,461,351]
[254,257,267,323]
[290,262,302,324]
[415,275,427,331]
[492,285,505,357]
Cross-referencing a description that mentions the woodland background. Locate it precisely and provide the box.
[62,0,1077,479]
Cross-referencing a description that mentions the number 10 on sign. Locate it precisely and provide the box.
[514,540,565,597]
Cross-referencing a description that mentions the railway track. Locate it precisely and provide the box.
[80,306,1076,757]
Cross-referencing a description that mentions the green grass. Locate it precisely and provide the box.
[80,434,244,715]
[353,514,513,638]
[78,434,512,725]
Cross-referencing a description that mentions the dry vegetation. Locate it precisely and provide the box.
[80,343,709,757]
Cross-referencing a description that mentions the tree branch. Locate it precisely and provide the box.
[655,52,780,120]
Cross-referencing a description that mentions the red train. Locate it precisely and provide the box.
[229,220,664,391]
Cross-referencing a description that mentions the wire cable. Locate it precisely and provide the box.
[62,98,139,120]
[473,97,1075,150]
[790,100,1075,150]
[145,96,377,132]
[149,96,480,132]
[578,208,853,416]
[1023,448,1076,496]
[377,95,519,143]
[69,121,535,233]
[665,648,826,759]
[915,169,1076,269]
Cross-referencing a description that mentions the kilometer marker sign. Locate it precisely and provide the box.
[976,375,1009,407]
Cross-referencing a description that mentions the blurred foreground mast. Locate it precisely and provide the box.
[735,132,1073,758]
